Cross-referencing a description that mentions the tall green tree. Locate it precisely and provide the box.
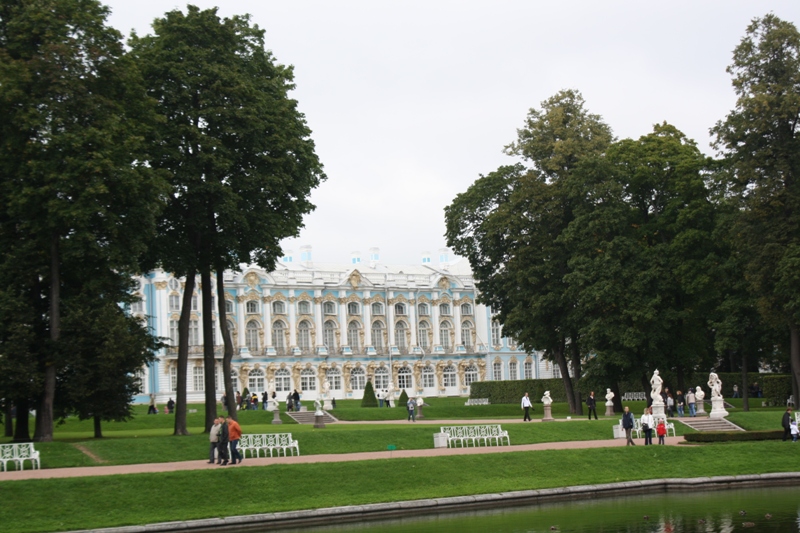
[446,90,612,413]
[0,0,164,441]
[712,14,800,403]
[131,6,324,434]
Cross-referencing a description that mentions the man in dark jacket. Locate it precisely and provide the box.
[622,406,636,446]
[217,417,230,465]
[783,407,793,441]
[586,391,598,420]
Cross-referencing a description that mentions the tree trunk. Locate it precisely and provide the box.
[217,270,238,419]
[569,338,583,416]
[174,268,196,436]
[36,234,60,442]
[93,415,103,439]
[791,326,800,410]
[741,349,750,412]
[3,401,12,437]
[201,268,217,432]
[13,397,30,442]
[611,382,623,413]
[553,339,576,413]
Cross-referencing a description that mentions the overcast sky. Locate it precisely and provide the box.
[103,1,800,266]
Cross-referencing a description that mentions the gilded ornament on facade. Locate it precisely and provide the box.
[348,270,362,289]
[154,281,168,290]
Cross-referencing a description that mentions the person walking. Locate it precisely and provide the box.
[286,392,293,412]
[641,407,655,445]
[226,415,243,465]
[292,389,301,411]
[586,391,598,420]
[262,391,269,410]
[406,396,416,422]
[217,417,229,465]
[782,407,793,442]
[521,392,532,421]
[622,406,636,446]
[686,388,696,417]
[732,384,739,398]
[675,390,685,417]
[147,393,157,415]
[208,417,222,463]
[656,419,667,445]
[666,394,674,417]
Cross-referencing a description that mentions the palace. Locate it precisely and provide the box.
[133,247,557,403]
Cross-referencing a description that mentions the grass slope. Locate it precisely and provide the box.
[2,441,798,533]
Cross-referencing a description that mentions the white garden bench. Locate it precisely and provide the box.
[239,433,299,458]
[0,442,40,471]
[621,392,647,402]
[464,398,490,406]
[439,425,509,448]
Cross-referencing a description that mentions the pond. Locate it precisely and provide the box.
[271,486,800,533]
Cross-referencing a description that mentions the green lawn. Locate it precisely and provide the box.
[1,441,798,533]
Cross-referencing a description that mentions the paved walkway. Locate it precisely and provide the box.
[0,436,685,482]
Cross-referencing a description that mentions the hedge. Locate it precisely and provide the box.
[714,373,791,404]
[469,378,593,404]
[683,430,784,443]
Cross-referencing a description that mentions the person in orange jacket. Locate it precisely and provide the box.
[656,419,667,445]
[225,416,243,465]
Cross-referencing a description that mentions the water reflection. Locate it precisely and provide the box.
[270,487,800,533]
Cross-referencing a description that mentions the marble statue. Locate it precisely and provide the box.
[605,388,615,405]
[321,379,331,397]
[541,391,553,405]
[314,398,322,411]
[708,372,722,399]
[650,370,664,404]
[416,396,424,406]
[695,386,705,402]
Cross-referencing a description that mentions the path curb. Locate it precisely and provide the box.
[68,472,800,533]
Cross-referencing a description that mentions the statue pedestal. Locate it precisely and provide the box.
[271,409,282,425]
[314,413,326,429]
[417,405,425,419]
[696,401,707,415]
[542,404,554,421]
[709,398,729,418]
[323,399,333,410]
[604,403,615,417]
[651,403,665,417]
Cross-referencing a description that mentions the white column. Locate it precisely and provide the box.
[453,293,462,346]
[288,290,297,348]
[432,292,441,346]
[263,291,272,347]
[363,292,372,346]
[314,290,323,348]
[236,289,247,353]
[409,296,417,346]
[338,290,347,345]
[386,291,395,346]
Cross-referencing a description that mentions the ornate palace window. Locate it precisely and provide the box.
[275,368,290,392]
[461,320,474,347]
[374,367,389,389]
[272,301,286,314]
[508,361,518,381]
[327,368,342,390]
[297,320,312,351]
[422,365,435,388]
[347,302,360,315]
[169,320,179,346]
[439,303,451,316]
[347,321,360,352]
[193,366,204,391]
[397,366,412,389]
[350,367,366,390]
[298,301,311,315]
[440,320,452,349]
[460,303,473,315]
[323,320,337,352]
[491,320,501,346]
[524,361,533,379]
[371,320,385,350]
[246,300,258,314]
[418,321,430,349]
[245,321,260,353]
[272,320,286,351]
[248,368,265,392]
[443,364,457,387]
[189,320,199,345]
[493,362,502,381]
[394,303,406,316]
[169,294,180,312]
[395,321,407,350]
[371,302,384,315]
[464,364,478,386]
[418,303,429,316]
[323,301,336,315]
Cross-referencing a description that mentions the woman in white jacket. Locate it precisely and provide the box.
[641,407,655,445]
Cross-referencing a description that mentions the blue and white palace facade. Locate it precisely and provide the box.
[133,248,559,403]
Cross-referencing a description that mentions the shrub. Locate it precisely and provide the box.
[397,389,409,408]
[469,379,590,404]
[361,381,378,408]
[683,430,784,443]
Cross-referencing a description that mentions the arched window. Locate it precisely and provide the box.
[131,298,144,314]
[395,320,407,350]
[418,320,430,349]
[418,303,429,316]
[347,321,360,351]
[443,364,457,387]
[248,368,265,392]
[189,320,199,345]
[524,361,533,379]
[323,301,336,315]
[297,320,312,351]
[394,303,406,316]
[461,320,474,347]
[246,300,258,313]
[169,294,180,311]
[230,369,239,392]
[422,365,435,388]
[371,302,384,315]
[226,320,235,340]
[275,368,291,392]
[398,366,412,389]
[168,278,180,291]
[170,320,179,346]
[193,366,204,391]
[245,321,260,353]
[493,362,502,381]
[225,300,234,314]
[272,320,286,351]
[374,366,389,389]
[491,321,501,346]
[464,364,478,386]
[350,367,366,390]
[298,301,311,314]
[440,320,452,349]
[301,368,316,391]
[272,301,286,314]
[509,361,518,380]
[170,365,178,392]
[327,367,342,390]
[347,302,360,315]
[323,320,337,352]
[439,303,451,316]
[371,320,385,350]
[460,303,473,315]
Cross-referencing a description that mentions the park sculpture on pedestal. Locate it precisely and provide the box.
[541,391,554,421]
[650,370,665,417]
[313,398,326,429]
[695,386,707,415]
[604,388,615,416]
[707,372,729,418]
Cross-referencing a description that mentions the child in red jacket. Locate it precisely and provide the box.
[656,419,667,445]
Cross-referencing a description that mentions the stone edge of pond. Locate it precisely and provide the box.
[68,472,800,533]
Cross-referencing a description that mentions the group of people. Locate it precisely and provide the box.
[208,415,243,466]
[147,394,174,415]
[621,406,668,446]
[782,407,799,442]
